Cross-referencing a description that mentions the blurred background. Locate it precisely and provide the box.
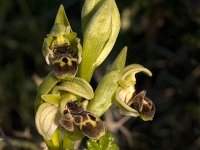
[0,0,200,149]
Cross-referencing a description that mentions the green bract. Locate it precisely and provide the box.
[87,47,127,117]
[78,0,121,82]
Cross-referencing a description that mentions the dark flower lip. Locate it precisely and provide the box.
[49,43,79,78]
[52,56,78,78]
[130,90,155,121]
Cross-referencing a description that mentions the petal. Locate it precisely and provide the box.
[118,64,152,88]
[41,94,60,107]
[115,88,139,117]
[35,103,60,140]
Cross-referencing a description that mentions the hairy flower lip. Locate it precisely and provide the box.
[116,89,155,121]
[130,90,155,121]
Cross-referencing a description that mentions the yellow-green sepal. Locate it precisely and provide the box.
[52,77,94,100]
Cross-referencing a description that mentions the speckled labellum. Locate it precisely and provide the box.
[51,43,79,79]
[59,101,105,139]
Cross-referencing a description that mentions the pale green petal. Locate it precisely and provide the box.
[122,64,152,80]
[115,88,139,117]
[118,64,152,88]
[35,103,59,140]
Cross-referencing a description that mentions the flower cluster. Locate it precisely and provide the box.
[34,1,155,149]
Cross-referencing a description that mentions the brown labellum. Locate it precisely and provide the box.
[59,101,105,139]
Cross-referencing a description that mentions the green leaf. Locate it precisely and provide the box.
[86,131,119,150]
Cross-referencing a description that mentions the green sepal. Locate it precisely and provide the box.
[54,5,71,28]
[52,77,94,100]
[115,88,140,117]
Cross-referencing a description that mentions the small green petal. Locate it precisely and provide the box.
[122,64,152,80]
[41,94,60,107]
[34,71,60,112]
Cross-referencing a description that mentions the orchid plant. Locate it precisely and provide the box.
[34,0,155,149]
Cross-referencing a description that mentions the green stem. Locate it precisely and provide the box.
[62,132,75,150]
[34,71,60,112]
[78,61,94,82]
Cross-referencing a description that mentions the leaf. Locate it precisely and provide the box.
[86,131,119,150]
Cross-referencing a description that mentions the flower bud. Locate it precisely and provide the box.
[78,0,120,81]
